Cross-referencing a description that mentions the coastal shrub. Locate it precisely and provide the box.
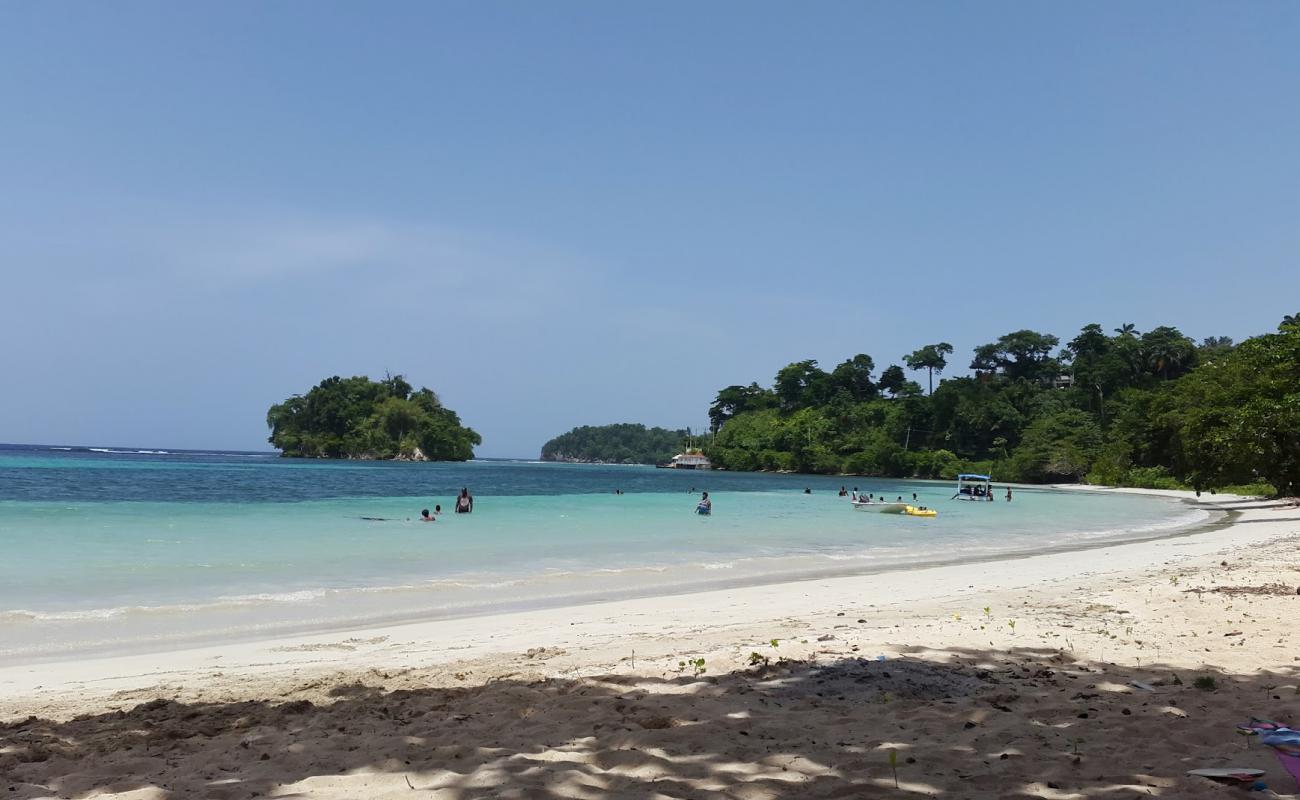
[909,449,961,480]
[759,449,795,472]
[1120,466,1186,491]
[1215,482,1276,498]
[840,451,876,475]
[1085,440,1132,486]
[1009,409,1102,482]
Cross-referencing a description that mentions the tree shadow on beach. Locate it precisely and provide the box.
[4,647,1298,799]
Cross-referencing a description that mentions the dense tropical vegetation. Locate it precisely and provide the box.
[704,317,1300,495]
[541,424,688,465]
[267,374,481,460]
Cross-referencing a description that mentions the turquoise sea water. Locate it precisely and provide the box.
[0,445,1213,662]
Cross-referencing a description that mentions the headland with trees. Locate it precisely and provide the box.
[540,424,689,465]
[704,317,1300,496]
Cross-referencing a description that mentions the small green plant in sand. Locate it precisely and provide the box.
[1007,619,1016,633]
[888,749,899,788]
[748,651,769,667]
[676,658,707,677]
[1193,675,1218,691]
[770,638,780,648]
[1072,736,1084,757]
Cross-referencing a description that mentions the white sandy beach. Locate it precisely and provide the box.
[3,488,1299,798]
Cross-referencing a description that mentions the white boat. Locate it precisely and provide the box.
[851,500,908,514]
[953,473,992,501]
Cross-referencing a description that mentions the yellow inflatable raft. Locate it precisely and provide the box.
[904,505,937,517]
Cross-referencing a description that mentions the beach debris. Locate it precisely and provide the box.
[1186,767,1265,785]
[1129,680,1156,692]
[1183,583,1297,596]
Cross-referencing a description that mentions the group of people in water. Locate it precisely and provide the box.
[417,488,475,522]
[412,481,1012,523]
[839,487,918,504]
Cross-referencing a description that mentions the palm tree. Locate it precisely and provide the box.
[1114,323,1139,338]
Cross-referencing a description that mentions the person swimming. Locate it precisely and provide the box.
[419,509,435,522]
[696,491,712,515]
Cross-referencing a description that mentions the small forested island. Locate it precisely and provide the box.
[704,316,1300,495]
[266,374,481,460]
[541,423,688,465]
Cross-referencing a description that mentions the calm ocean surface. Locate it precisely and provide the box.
[0,444,1212,661]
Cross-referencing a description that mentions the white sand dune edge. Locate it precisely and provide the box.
[3,488,1298,799]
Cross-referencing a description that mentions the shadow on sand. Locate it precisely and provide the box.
[4,648,1298,799]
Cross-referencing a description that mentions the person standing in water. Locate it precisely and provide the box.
[455,487,473,514]
[696,491,712,515]
[1006,487,1013,502]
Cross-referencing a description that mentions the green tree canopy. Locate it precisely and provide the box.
[970,330,1061,382]
[266,374,480,460]
[1160,327,1300,495]
[903,342,953,394]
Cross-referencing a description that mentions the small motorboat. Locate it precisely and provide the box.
[953,473,993,502]
[851,500,908,514]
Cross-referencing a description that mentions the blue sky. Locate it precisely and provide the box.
[2,2,1297,456]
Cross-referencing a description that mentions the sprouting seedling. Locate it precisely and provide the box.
[748,651,768,667]
[888,748,899,788]
[1007,620,1016,633]
[983,606,992,620]
[1072,736,1083,756]
[692,658,707,677]
[770,638,780,648]
[952,613,962,621]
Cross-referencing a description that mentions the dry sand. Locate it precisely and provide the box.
[3,490,1299,799]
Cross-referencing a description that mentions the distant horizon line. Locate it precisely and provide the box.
[0,441,544,461]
